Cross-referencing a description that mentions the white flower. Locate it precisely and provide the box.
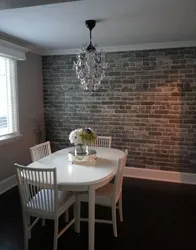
[69,128,83,145]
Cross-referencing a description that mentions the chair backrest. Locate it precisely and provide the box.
[30,141,51,162]
[15,163,58,214]
[93,136,112,148]
[114,149,128,201]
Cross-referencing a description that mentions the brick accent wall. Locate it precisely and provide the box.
[42,47,196,173]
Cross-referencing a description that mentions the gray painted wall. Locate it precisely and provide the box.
[0,52,44,182]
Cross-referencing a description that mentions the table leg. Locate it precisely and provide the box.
[89,186,95,250]
[74,197,80,233]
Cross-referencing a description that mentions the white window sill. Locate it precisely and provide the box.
[0,133,23,145]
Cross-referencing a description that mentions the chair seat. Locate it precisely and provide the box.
[79,183,114,206]
[96,183,113,196]
[27,189,75,213]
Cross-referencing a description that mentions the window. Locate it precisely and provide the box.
[0,56,19,138]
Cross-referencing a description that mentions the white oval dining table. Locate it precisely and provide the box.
[27,146,125,250]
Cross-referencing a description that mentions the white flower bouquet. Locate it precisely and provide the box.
[69,128,83,145]
[69,127,97,146]
[69,127,97,155]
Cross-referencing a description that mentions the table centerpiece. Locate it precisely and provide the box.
[68,127,97,162]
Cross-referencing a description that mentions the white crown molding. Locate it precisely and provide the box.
[26,44,45,55]
[41,40,196,56]
[42,48,78,55]
[0,39,29,60]
[0,39,43,58]
[0,39,29,53]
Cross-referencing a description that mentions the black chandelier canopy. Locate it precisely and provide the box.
[85,20,96,51]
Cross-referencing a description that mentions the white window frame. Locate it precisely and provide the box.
[0,56,21,144]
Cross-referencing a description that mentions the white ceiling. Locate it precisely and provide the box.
[0,0,196,52]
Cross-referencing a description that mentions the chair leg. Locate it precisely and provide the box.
[23,215,29,250]
[41,219,46,227]
[27,216,31,239]
[112,204,117,237]
[119,194,123,222]
[53,218,59,250]
[65,209,69,222]
[74,198,80,233]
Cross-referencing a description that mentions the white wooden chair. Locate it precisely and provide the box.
[30,141,51,162]
[30,141,67,223]
[77,149,128,237]
[93,136,112,148]
[15,164,76,250]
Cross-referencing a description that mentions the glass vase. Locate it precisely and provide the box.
[75,144,88,155]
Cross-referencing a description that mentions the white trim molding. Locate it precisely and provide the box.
[124,167,196,185]
[0,133,22,145]
[0,175,17,195]
[41,40,196,56]
[0,39,29,60]
[1,167,196,196]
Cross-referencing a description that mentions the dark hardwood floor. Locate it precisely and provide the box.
[0,178,196,250]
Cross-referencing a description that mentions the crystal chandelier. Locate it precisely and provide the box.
[74,20,106,91]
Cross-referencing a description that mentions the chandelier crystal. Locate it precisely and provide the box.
[74,20,107,91]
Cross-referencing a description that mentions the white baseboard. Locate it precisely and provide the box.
[0,175,17,195]
[0,168,195,196]
[124,167,196,185]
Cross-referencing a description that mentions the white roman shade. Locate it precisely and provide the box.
[0,56,19,137]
